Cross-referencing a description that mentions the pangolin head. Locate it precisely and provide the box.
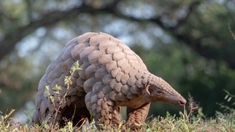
[143,75,186,107]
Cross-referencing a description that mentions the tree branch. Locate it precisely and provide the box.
[0,3,85,60]
[101,1,235,69]
[0,1,122,61]
[1,1,235,70]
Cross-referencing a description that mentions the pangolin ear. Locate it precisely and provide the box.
[145,84,151,95]
[143,84,153,101]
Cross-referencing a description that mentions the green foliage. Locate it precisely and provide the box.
[1,0,235,122]
[65,61,82,86]
[0,53,40,114]
[217,90,235,114]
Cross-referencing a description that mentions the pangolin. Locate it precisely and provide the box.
[31,32,186,130]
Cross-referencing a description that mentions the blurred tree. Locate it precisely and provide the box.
[0,0,235,120]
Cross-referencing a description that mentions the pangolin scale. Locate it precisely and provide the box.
[32,32,186,130]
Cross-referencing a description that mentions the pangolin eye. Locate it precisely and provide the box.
[149,88,154,94]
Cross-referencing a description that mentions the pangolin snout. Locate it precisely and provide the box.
[178,98,187,106]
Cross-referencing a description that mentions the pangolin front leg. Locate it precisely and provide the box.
[85,91,122,129]
[126,103,151,130]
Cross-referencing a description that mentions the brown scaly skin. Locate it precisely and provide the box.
[31,32,186,130]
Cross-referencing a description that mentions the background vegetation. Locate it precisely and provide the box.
[0,0,235,124]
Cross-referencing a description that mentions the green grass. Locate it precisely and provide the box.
[1,104,234,132]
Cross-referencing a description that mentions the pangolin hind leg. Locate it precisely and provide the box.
[59,96,91,126]
[60,105,91,127]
